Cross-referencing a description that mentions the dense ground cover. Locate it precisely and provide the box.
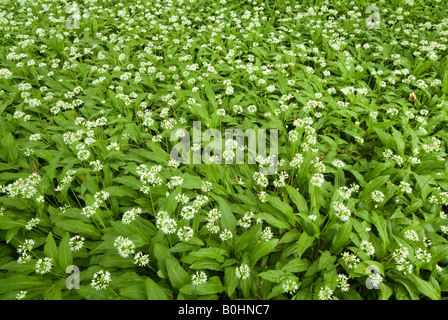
[0,0,447,300]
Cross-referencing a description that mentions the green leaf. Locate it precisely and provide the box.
[430,245,448,265]
[0,275,45,294]
[58,232,73,270]
[268,283,286,299]
[297,232,315,258]
[188,247,227,263]
[371,212,389,251]
[330,220,352,255]
[5,227,20,243]
[304,251,336,277]
[180,276,225,295]
[266,195,295,227]
[255,212,290,230]
[214,195,237,235]
[189,259,223,271]
[44,232,59,264]
[407,274,441,300]
[248,239,279,267]
[379,283,393,300]
[358,175,390,200]
[153,243,172,278]
[234,224,261,258]
[120,283,147,300]
[145,278,169,300]
[104,185,139,199]
[282,258,310,273]
[45,153,61,182]
[224,266,238,297]
[258,270,290,283]
[99,254,135,268]
[54,219,102,240]
[78,285,116,300]
[0,216,26,229]
[285,185,309,213]
[166,257,190,290]
[1,133,18,163]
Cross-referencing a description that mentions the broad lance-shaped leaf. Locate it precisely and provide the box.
[297,232,315,258]
[234,224,261,258]
[146,278,168,300]
[120,283,147,300]
[188,247,228,263]
[58,232,73,270]
[330,220,352,255]
[248,239,279,267]
[153,243,172,278]
[358,175,390,200]
[371,212,389,251]
[285,185,308,213]
[224,266,238,297]
[213,195,237,235]
[0,216,26,229]
[54,219,102,240]
[0,275,46,294]
[2,132,18,163]
[281,258,310,273]
[180,276,225,295]
[266,194,296,227]
[408,274,441,300]
[166,257,190,290]
[258,270,290,283]
[44,232,59,264]
[304,251,336,277]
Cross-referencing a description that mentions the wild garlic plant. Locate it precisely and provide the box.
[0,0,447,300]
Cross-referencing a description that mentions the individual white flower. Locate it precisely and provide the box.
[35,257,53,275]
[201,181,213,193]
[25,217,40,231]
[238,212,254,229]
[337,274,350,292]
[318,286,333,300]
[399,181,412,194]
[310,173,325,187]
[177,226,194,242]
[261,227,273,241]
[282,279,299,294]
[371,190,384,202]
[180,205,198,220]
[90,270,111,290]
[134,252,150,266]
[219,229,233,241]
[404,229,419,242]
[415,248,431,263]
[332,202,351,222]
[266,85,276,92]
[235,264,250,280]
[69,235,85,252]
[114,236,135,258]
[16,291,27,300]
[207,208,221,223]
[360,240,375,256]
[191,271,208,285]
[121,207,142,224]
[342,252,360,269]
[290,153,304,168]
[332,159,345,168]
[77,149,90,161]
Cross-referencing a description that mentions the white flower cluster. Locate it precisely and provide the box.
[1,173,41,199]
[136,164,163,194]
[332,202,351,222]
